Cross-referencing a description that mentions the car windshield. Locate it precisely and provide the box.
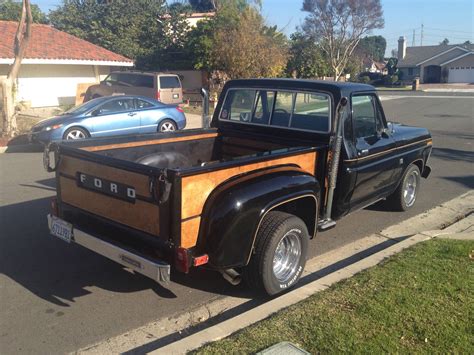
[62,98,105,115]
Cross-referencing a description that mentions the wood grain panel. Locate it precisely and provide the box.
[59,156,151,197]
[60,177,160,236]
[181,151,317,219]
[180,217,201,248]
[82,132,218,152]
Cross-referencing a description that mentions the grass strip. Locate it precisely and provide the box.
[194,239,474,354]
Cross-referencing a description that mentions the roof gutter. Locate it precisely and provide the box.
[0,58,134,66]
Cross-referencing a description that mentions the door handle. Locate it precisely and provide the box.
[128,112,137,116]
[357,149,369,157]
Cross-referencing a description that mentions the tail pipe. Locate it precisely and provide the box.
[220,268,241,286]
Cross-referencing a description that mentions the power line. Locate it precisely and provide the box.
[424,27,473,34]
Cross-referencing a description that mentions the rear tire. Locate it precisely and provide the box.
[388,164,421,211]
[158,119,177,133]
[243,211,309,296]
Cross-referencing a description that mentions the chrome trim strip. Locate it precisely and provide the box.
[246,194,318,265]
[344,138,432,163]
[47,214,170,283]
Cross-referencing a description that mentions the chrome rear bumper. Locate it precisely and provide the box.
[47,214,170,283]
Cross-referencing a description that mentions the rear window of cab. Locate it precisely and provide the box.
[219,89,331,133]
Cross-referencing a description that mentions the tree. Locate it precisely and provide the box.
[0,0,47,24]
[189,0,217,11]
[1,0,32,137]
[208,1,288,79]
[49,0,189,68]
[286,32,329,78]
[301,0,384,81]
[440,38,449,45]
[385,57,398,76]
[357,35,387,61]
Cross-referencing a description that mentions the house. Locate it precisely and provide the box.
[397,36,474,83]
[185,12,215,28]
[0,21,133,107]
[362,57,387,74]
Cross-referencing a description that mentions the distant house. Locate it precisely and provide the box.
[397,36,474,83]
[362,57,387,74]
[0,21,133,107]
[185,12,215,27]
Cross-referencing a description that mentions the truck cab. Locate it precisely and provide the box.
[45,79,432,296]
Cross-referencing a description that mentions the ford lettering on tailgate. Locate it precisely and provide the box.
[77,172,136,203]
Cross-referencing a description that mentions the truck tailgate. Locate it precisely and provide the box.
[57,155,161,237]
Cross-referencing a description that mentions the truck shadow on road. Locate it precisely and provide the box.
[0,197,178,306]
[0,197,251,307]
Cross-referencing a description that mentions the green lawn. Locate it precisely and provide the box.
[194,239,473,354]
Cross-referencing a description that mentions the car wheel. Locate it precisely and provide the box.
[388,164,421,211]
[243,211,309,296]
[158,119,177,133]
[63,127,90,140]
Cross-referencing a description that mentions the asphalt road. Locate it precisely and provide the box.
[0,93,472,354]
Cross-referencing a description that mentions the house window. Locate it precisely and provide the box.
[461,67,465,69]
[408,68,414,76]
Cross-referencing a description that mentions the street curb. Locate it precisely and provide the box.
[154,234,434,354]
[151,193,474,354]
[77,191,473,354]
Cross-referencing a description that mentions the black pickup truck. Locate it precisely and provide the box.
[44,79,432,296]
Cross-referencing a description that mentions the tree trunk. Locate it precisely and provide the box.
[0,78,17,135]
[1,0,32,138]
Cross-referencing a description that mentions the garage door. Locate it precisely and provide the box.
[448,66,474,83]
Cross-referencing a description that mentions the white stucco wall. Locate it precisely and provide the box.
[0,64,113,107]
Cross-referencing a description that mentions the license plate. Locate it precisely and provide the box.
[50,217,73,243]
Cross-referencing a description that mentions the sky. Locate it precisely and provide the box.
[32,0,474,55]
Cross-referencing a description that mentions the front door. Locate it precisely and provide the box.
[90,97,140,137]
[347,94,398,210]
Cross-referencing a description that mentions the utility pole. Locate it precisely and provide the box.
[412,29,416,46]
[420,24,424,46]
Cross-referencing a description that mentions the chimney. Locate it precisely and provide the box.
[398,36,407,60]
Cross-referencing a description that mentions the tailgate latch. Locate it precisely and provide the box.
[150,171,171,204]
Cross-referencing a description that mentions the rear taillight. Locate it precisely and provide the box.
[175,106,184,113]
[175,247,190,273]
[155,90,161,101]
[51,198,58,216]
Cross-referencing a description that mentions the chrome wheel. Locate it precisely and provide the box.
[159,121,176,132]
[65,129,87,140]
[272,230,302,284]
[403,170,418,207]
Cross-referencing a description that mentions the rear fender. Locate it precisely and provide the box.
[197,166,320,269]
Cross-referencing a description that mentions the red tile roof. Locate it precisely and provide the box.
[0,20,133,64]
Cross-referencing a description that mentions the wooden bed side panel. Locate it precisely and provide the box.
[81,132,219,152]
[59,177,160,236]
[181,217,201,249]
[58,156,152,198]
[181,151,317,221]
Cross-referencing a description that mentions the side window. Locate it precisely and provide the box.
[220,89,256,121]
[271,91,294,127]
[104,73,119,83]
[97,98,135,114]
[291,93,330,132]
[352,95,378,138]
[252,90,275,124]
[136,99,154,109]
[116,73,133,86]
[159,76,181,89]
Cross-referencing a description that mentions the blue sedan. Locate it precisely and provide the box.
[29,95,186,144]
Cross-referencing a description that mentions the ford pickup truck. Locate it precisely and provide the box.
[44,79,432,296]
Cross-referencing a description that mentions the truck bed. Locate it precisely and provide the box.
[54,129,324,252]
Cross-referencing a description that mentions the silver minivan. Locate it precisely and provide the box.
[84,71,183,105]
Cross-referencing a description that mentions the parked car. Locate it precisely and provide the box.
[29,95,186,144]
[44,79,432,296]
[84,71,183,105]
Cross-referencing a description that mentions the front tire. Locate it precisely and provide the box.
[388,164,421,211]
[63,127,90,140]
[243,211,309,296]
[158,119,177,133]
